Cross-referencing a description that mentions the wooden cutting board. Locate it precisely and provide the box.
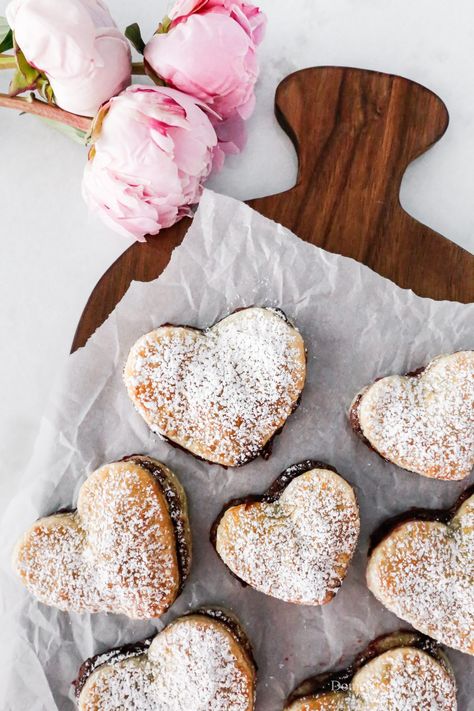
[72,66,474,352]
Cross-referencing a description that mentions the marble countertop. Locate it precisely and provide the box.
[1,0,473,509]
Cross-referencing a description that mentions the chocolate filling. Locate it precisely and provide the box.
[286,630,449,704]
[210,460,341,586]
[73,639,152,698]
[47,507,75,516]
[120,455,191,591]
[73,608,256,699]
[349,390,394,462]
[369,484,474,555]
[349,391,370,444]
[132,306,306,468]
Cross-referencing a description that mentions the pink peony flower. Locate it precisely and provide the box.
[82,85,218,241]
[168,0,266,45]
[144,0,266,153]
[6,0,132,117]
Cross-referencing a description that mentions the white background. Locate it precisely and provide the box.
[1,0,474,509]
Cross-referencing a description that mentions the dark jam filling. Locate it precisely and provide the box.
[349,392,370,443]
[49,507,75,516]
[161,305,291,330]
[349,391,392,462]
[287,631,447,704]
[45,456,191,598]
[73,639,152,698]
[210,460,340,585]
[369,484,474,555]
[150,306,306,468]
[121,455,191,590]
[73,608,256,699]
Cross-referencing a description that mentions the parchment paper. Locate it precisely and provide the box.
[1,190,473,711]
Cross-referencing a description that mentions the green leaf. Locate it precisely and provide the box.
[125,23,145,54]
[0,29,13,53]
[10,68,36,94]
[157,16,172,34]
[0,17,13,53]
[7,35,55,101]
[36,74,54,103]
[9,43,40,95]
[10,67,36,95]
[16,44,39,81]
[39,117,88,144]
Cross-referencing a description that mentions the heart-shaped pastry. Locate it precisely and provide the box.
[75,609,256,710]
[124,307,306,467]
[13,456,192,619]
[285,631,457,710]
[349,351,474,480]
[367,488,474,655]
[213,461,360,604]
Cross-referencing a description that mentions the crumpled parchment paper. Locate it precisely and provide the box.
[1,189,473,710]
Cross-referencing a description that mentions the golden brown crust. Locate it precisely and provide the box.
[367,492,474,655]
[349,351,474,480]
[124,307,306,467]
[77,611,256,711]
[13,457,191,619]
[285,640,457,710]
[214,463,359,605]
[122,454,192,584]
[286,694,347,710]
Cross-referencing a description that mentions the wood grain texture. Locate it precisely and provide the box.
[72,67,474,352]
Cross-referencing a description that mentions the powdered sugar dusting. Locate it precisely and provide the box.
[354,646,457,710]
[78,615,255,711]
[14,460,185,619]
[357,351,474,480]
[367,493,474,655]
[287,647,456,710]
[216,468,360,604]
[124,307,306,467]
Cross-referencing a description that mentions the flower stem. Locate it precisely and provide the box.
[132,61,146,75]
[0,92,91,131]
[0,54,16,69]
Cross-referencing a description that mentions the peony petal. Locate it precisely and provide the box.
[211,112,248,154]
[168,0,209,23]
[83,85,217,241]
[144,13,257,120]
[6,0,131,116]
